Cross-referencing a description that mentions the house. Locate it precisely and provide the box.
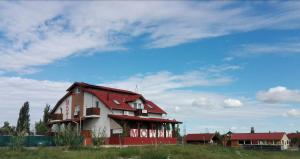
[185,133,222,145]
[230,132,289,150]
[287,133,300,148]
[48,82,181,145]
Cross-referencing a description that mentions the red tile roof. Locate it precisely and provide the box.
[51,82,167,114]
[185,133,215,141]
[108,114,181,123]
[287,133,300,139]
[84,88,166,114]
[230,132,285,140]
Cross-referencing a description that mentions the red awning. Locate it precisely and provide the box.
[108,114,181,123]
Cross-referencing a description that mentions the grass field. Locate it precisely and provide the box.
[0,145,299,159]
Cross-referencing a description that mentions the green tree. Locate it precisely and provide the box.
[35,120,48,135]
[16,101,30,135]
[35,104,51,135]
[0,121,15,135]
[43,104,50,124]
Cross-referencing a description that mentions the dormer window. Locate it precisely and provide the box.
[133,103,137,109]
[74,88,81,94]
[147,104,153,109]
[113,99,120,105]
[138,103,143,109]
[95,101,99,108]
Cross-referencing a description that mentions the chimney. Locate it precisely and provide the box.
[250,127,255,133]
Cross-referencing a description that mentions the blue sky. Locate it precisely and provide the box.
[0,1,300,134]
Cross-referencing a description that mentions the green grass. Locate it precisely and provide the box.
[0,145,299,159]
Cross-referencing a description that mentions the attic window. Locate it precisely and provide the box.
[147,104,153,109]
[113,99,120,105]
[74,88,81,94]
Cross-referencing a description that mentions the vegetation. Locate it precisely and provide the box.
[92,128,106,146]
[9,135,25,151]
[0,121,16,135]
[35,104,50,135]
[0,145,300,159]
[54,123,82,149]
[16,102,30,135]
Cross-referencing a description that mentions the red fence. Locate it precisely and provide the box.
[108,136,177,145]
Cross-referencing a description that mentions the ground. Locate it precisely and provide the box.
[0,145,299,159]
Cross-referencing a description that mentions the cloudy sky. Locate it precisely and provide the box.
[0,1,300,134]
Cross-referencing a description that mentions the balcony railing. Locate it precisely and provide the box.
[134,109,148,116]
[50,113,63,120]
[86,107,100,116]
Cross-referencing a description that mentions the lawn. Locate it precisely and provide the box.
[0,145,299,159]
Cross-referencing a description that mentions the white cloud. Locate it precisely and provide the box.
[257,86,300,103]
[104,71,293,133]
[0,76,69,127]
[284,109,300,117]
[0,70,295,133]
[233,41,300,57]
[1,1,300,72]
[224,98,243,107]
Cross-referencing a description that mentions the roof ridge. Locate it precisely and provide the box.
[68,82,140,95]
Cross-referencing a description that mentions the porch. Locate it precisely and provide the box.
[108,114,181,145]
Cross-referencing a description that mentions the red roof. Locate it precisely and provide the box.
[287,133,300,139]
[108,114,181,123]
[185,134,215,141]
[51,82,167,114]
[231,132,285,140]
[84,88,166,114]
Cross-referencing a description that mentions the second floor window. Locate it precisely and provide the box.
[95,101,99,108]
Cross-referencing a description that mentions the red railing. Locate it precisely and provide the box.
[86,107,100,116]
[50,113,63,120]
[108,136,177,145]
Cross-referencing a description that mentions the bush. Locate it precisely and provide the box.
[92,128,106,146]
[54,124,82,149]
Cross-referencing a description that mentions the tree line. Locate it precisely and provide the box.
[0,101,50,136]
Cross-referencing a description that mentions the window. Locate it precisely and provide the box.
[74,105,80,115]
[138,103,142,109]
[95,101,99,108]
[238,140,244,145]
[245,140,251,145]
[147,104,153,109]
[74,88,81,94]
[113,99,120,105]
[133,103,137,109]
[124,111,130,115]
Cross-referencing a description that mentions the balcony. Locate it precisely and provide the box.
[134,109,148,116]
[50,113,63,121]
[86,107,100,117]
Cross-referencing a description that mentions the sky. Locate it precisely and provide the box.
[0,1,300,134]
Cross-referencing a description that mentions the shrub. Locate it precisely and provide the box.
[54,124,82,149]
[92,128,106,146]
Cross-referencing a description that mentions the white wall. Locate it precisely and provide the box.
[128,99,144,109]
[54,96,72,120]
[281,134,289,150]
[82,92,112,137]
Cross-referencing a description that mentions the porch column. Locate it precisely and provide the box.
[137,122,140,137]
[155,123,159,138]
[164,123,167,138]
[171,123,175,137]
